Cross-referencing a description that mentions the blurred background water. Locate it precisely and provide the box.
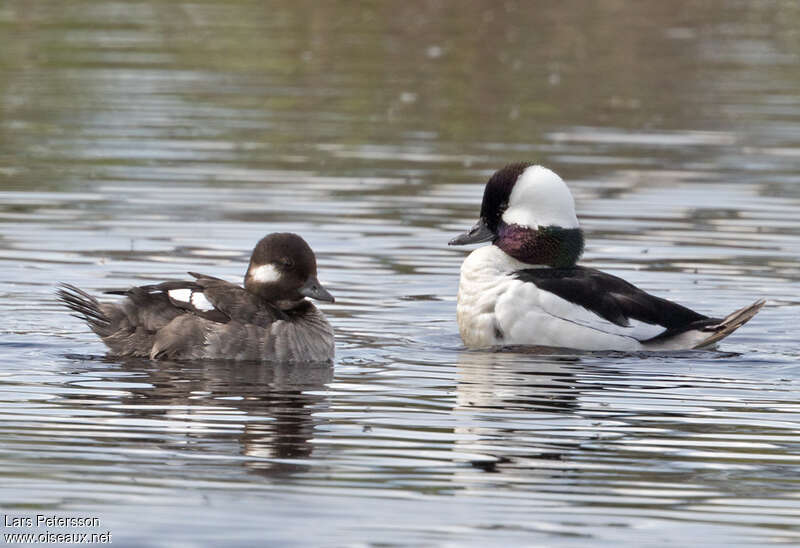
[1,1,799,546]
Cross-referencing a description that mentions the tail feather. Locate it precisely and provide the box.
[58,282,185,358]
[693,299,766,349]
[643,299,765,350]
[57,283,112,335]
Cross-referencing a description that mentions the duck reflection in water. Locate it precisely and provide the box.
[114,358,333,478]
[454,349,600,473]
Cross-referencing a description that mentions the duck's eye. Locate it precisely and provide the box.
[279,257,294,269]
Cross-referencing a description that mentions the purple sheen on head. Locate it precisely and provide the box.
[496,223,584,267]
[495,224,531,256]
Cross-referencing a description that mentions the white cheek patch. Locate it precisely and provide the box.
[250,264,281,283]
[502,165,580,229]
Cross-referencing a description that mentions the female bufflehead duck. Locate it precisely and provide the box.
[449,163,764,351]
[58,233,335,362]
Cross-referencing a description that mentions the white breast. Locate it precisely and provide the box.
[456,245,657,351]
[456,246,531,347]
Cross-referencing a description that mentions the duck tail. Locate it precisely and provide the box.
[691,299,766,349]
[57,283,113,337]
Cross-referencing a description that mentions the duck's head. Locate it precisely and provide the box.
[449,163,584,267]
[245,233,334,309]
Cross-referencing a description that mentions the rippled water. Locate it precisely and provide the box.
[1,1,799,546]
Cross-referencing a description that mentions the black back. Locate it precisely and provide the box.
[514,266,709,329]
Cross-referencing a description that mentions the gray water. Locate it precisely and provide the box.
[1,1,799,546]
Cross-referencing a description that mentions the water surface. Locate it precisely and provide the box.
[1,1,799,546]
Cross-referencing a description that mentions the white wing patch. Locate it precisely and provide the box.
[190,292,215,311]
[168,288,216,312]
[168,289,192,303]
[250,264,281,283]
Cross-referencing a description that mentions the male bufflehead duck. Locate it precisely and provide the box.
[58,233,335,362]
[449,163,764,351]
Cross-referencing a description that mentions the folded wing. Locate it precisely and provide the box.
[513,266,714,342]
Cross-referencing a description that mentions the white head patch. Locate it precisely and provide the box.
[250,263,281,284]
[501,165,579,229]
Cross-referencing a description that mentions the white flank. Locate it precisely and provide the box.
[250,264,281,283]
[456,245,653,351]
[168,288,192,303]
[501,165,580,229]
